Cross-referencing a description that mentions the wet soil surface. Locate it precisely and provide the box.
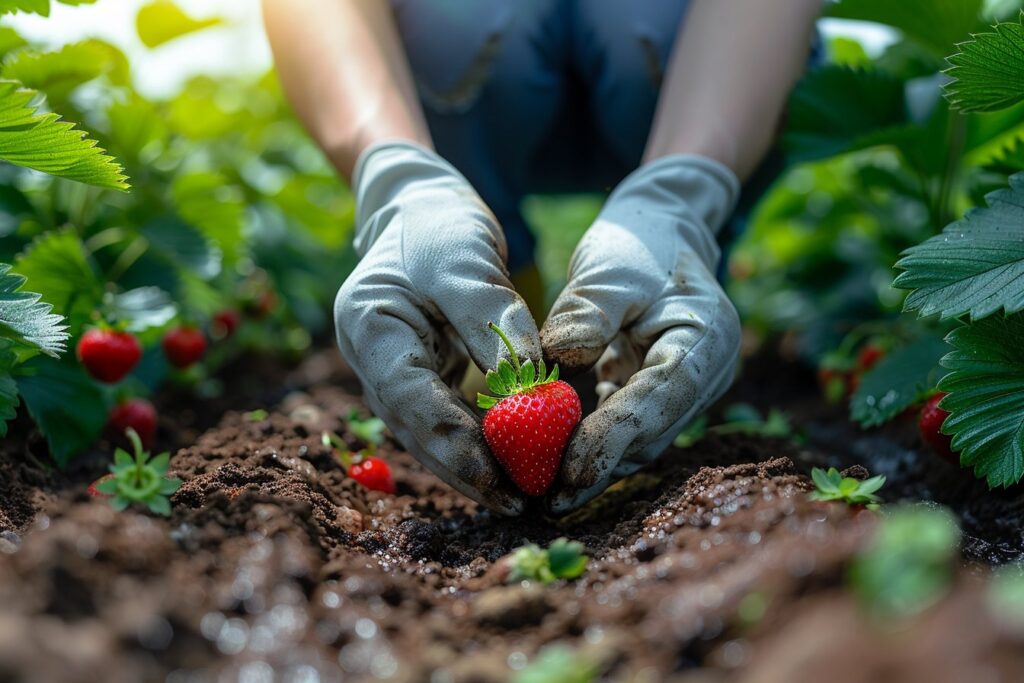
[0,349,1023,682]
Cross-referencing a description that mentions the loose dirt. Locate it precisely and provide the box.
[0,350,1022,682]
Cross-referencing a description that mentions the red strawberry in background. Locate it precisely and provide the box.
[163,325,206,369]
[919,392,957,462]
[857,343,885,373]
[212,309,241,339]
[349,455,396,494]
[477,323,582,496]
[107,398,157,450]
[77,328,141,383]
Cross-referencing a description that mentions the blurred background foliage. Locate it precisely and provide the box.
[1,0,1024,467]
[0,0,356,461]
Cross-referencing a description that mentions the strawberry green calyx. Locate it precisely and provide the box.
[477,322,560,410]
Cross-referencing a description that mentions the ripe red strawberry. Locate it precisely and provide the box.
[857,344,885,373]
[162,325,206,369]
[77,328,142,383]
[919,392,956,462]
[107,398,157,450]
[212,309,241,339]
[348,456,396,494]
[477,323,582,496]
[87,473,113,498]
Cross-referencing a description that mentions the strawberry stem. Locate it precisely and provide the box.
[488,321,520,374]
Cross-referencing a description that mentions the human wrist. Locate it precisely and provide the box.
[608,154,740,237]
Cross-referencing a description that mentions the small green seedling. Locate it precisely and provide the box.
[849,505,960,618]
[346,408,386,446]
[244,409,269,421]
[809,467,885,507]
[673,404,797,448]
[509,538,589,584]
[94,428,182,516]
[512,645,596,683]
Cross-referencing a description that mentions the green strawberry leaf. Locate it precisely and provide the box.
[0,371,19,437]
[14,228,103,330]
[945,12,1024,113]
[0,262,69,357]
[938,314,1024,487]
[894,173,1024,321]
[136,0,222,49]
[784,65,908,163]
[850,335,949,427]
[0,80,127,189]
[108,287,177,333]
[15,355,109,466]
[826,0,984,58]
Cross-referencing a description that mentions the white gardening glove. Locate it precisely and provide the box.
[540,155,742,514]
[335,141,540,515]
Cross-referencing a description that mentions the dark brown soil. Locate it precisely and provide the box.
[0,349,1022,682]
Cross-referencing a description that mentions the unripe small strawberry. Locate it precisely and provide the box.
[163,325,206,369]
[477,323,582,496]
[919,392,956,462]
[77,328,142,383]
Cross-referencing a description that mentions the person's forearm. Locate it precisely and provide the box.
[644,0,820,180]
[261,0,431,180]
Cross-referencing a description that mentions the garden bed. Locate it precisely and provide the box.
[0,350,1022,683]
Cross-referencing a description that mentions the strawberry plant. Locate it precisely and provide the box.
[508,538,589,584]
[731,1,1024,490]
[883,12,1024,487]
[91,427,181,516]
[809,467,885,508]
[0,1,355,465]
[477,322,582,496]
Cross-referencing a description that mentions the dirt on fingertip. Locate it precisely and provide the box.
[0,347,1021,682]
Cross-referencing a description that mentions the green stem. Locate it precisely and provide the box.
[488,322,520,373]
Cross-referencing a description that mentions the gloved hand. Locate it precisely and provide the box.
[335,141,540,515]
[540,155,742,514]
